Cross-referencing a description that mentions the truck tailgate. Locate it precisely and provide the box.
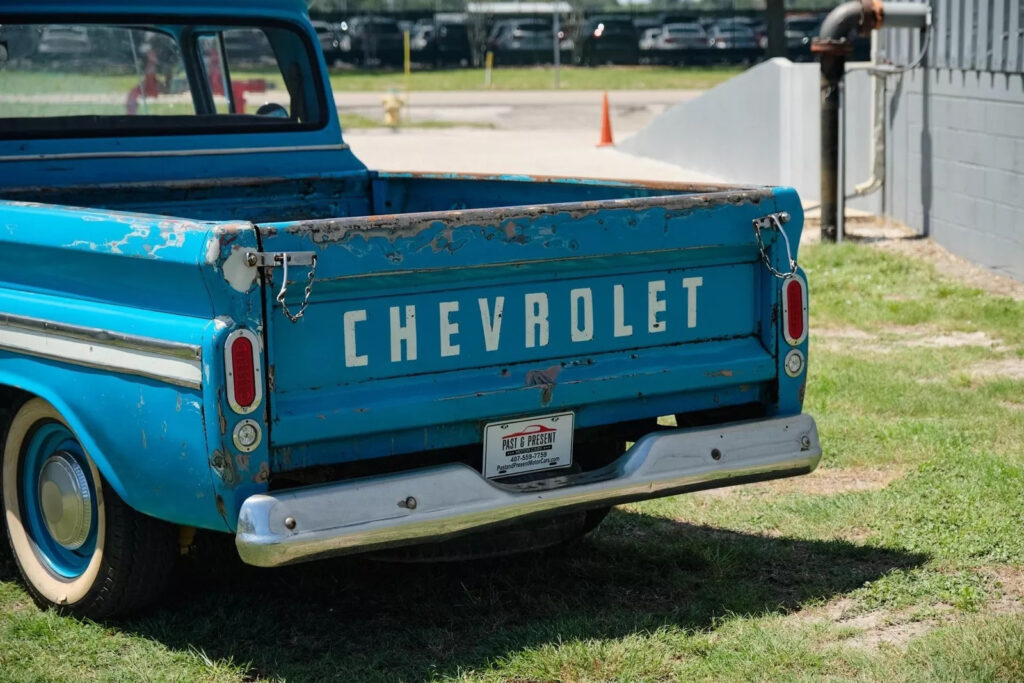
[254,184,800,469]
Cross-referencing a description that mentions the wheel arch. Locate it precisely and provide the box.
[0,369,226,531]
[0,375,131,504]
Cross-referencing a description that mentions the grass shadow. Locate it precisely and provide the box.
[3,509,927,680]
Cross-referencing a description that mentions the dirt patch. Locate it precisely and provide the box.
[699,466,903,499]
[792,569,1024,653]
[1000,401,1024,412]
[801,210,901,246]
[792,597,949,651]
[815,326,1008,354]
[904,330,1006,350]
[877,236,1024,301]
[967,359,1024,382]
[839,612,938,650]
[767,466,902,495]
[803,216,1024,300]
[981,566,1024,614]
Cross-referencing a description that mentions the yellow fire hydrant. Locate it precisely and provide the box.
[382,89,405,128]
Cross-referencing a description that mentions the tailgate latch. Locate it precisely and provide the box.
[753,212,797,279]
[245,251,318,323]
[245,252,316,268]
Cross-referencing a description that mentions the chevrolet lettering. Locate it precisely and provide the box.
[343,277,705,367]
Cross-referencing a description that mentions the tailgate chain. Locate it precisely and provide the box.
[753,212,797,279]
[276,253,318,323]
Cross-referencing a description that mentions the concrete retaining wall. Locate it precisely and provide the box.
[618,58,881,215]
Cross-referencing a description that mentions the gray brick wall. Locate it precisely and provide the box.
[884,50,1024,280]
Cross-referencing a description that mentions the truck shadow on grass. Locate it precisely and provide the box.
[3,509,926,681]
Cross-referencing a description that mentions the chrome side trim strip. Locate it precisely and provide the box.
[236,414,822,567]
[0,143,350,163]
[0,313,201,360]
[0,315,203,389]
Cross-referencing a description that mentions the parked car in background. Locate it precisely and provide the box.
[411,21,472,67]
[660,13,700,27]
[0,24,40,63]
[311,20,344,66]
[222,27,277,68]
[410,24,433,60]
[487,18,566,65]
[35,25,90,62]
[785,16,820,61]
[721,16,766,47]
[706,24,759,63]
[575,17,638,66]
[655,22,709,65]
[638,27,662,63]
[340,16,404,67]
[632,16,661,36]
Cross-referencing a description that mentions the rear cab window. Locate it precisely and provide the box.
[0,19,327,139]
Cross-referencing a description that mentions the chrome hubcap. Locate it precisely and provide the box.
[37,451,92,550]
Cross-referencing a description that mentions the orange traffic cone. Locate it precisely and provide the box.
[597,92,614,147]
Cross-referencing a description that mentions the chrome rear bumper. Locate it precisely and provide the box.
[236,414,820,567]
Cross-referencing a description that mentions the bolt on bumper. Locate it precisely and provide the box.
[235,414,821,567]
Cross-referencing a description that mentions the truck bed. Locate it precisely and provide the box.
[2,170,805,493]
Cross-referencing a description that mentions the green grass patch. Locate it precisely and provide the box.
[337,112,494,130]
[327,65,743,92]
[1,65,741,103]
[2,241,1023,680]
[868,613,1024,681]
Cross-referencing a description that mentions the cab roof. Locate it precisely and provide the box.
[0,0,310,22]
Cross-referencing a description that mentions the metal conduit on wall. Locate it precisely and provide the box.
[812,0,932,242]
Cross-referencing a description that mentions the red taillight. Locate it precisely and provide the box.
[782,276,807,345]
[231,336,256,407]
[225,329,263,414]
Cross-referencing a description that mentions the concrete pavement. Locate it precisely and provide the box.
[337,89,703,133]
[346,128,723,183]
[340,87,719,183]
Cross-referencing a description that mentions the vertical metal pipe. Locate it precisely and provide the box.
[814,0,930,243]
[838,78,846,243]
[765,0,787,58]
[819,53,845,242]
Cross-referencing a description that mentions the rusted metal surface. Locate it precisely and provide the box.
[282,185,773,244]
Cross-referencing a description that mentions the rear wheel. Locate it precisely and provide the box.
[1,398,176,618]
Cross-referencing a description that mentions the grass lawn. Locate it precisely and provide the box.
[0,66,742,99]
[327,65,744,92]
[2,239,1023,681]
[338,112,493,130]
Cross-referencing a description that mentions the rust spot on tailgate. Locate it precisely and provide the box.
[526,365,562,405]
[253,461,270,483]
[283,188,775,247]
[235,453,251,472]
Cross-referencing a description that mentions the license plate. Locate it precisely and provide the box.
[483,412,574,480]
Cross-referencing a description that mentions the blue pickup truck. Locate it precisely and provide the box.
[0,0,819,618]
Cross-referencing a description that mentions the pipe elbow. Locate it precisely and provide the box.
[814,0,880,54]
[817,0,929,47]
[820,1,870,41]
